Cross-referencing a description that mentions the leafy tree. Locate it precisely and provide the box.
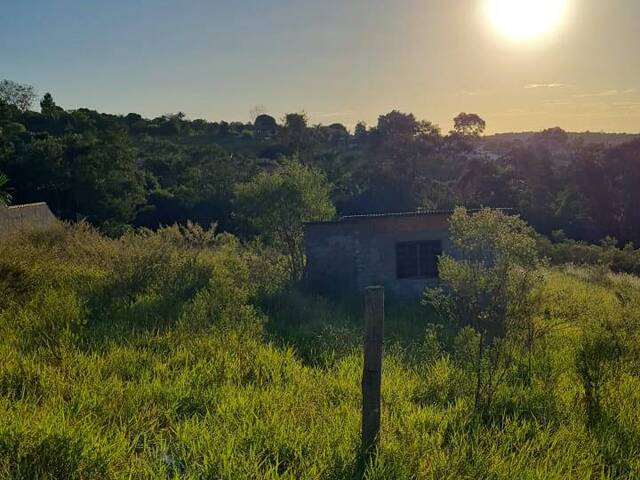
[457,157,512,207]
[0,80,37,111]
[376,110,420,141]
[0,98,18,125]
[425,208,542,412]
[502,144,557,233]
[532,127,568,150]
[368,111,443,208]
[137,140,251,229]
[68,130,146,226]
[453,112,486,136]
[233,160,335,279]
[281,113,309,154]
[1,81,640,254]
[6,129,145,229]
[40,93,63,119]
[0,172,11,205]
[254,114,278,136]
[354,121,368,141]
[323,123,349,147]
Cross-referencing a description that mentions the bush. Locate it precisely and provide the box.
[425,208,543,412]
[538,234,640,275]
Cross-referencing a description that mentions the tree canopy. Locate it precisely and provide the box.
[233,160,335,279]
[1,77,640,254]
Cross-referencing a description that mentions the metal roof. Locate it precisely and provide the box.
[306,208,513,226]
[339,209,459,220]
[6,202,49,210]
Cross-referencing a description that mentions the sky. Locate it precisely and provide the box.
[1,0,639,134]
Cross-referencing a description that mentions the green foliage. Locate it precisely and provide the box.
[427,208,540,335]
[254,113,278,136]
[2,77,640,254]
[1,223,640,478]
[538,233,640,275]
[5,128,146,229]
[0,80,36,112]
[234,159,336,279]
[425,208,543,411]
[281,112,309,153]
[452,112,486,137]
[0,172,11,205]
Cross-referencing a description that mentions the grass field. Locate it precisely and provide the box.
[1,223,640,479]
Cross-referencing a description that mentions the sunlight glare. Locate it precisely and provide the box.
[486,0,569,42]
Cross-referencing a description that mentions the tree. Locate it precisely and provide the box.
[453,112,486,136]
[66,130,147,227]
[0,172,11,205]
[233,160,335,280]
[281,112,309,153]
[40,92,64,119]
[532,127,568,149]
[254,114,277,136]
[425,208,542,412]
[136,140,251,229]
[0,80,37,111]
[6,129,146,228]
[377,110,419,140]
[370,111,443,204]
[354,121,368,141]
[325,123,349,147]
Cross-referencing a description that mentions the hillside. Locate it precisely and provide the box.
[484,131,640,147]
[2,94,640,248]
[482,131,640,156]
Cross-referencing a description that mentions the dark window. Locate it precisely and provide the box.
[396,240,442,279]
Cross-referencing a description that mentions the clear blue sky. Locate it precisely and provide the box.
[2,0,639,133]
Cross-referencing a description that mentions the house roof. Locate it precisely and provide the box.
[306,208,512,226]
[5,202,50,210]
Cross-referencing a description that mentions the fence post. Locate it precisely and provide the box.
[361,285,384,454]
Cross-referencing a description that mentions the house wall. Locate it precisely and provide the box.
[305,213,456,297]
[0,203,57,236]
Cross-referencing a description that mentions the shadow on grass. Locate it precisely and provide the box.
[258,287,442,367]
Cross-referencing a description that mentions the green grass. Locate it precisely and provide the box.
[1,223,640,478]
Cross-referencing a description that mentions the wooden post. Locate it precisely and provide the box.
[361,285,384,454]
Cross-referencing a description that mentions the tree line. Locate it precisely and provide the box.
[1,78,640,253]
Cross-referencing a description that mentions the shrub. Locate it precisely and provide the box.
[425,208,543,412]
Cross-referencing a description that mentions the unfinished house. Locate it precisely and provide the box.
[304,211,458,297]
[0,202,57,236]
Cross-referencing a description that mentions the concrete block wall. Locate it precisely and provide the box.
[304,212,456,297]
[305,222,360,293]
[0,203,57,236]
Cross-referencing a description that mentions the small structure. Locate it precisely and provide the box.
[304,210,458,297]
[0,202,57,236]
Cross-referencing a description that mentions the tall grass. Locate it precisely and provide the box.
[1,223,639,478]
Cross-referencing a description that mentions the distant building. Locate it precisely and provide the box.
[304,210,459,297]
[0,202,57,236]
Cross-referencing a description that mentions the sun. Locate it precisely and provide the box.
[486,0,569,42]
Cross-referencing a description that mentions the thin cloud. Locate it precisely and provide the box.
[451,90,493,97]
[611,101,640,110]
[573,88,636,98]
[309,110,354,119]
[524,83,567,89]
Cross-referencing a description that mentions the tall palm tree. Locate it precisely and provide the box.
[0,172,12,206]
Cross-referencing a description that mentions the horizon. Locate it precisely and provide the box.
[2,0,639,134]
